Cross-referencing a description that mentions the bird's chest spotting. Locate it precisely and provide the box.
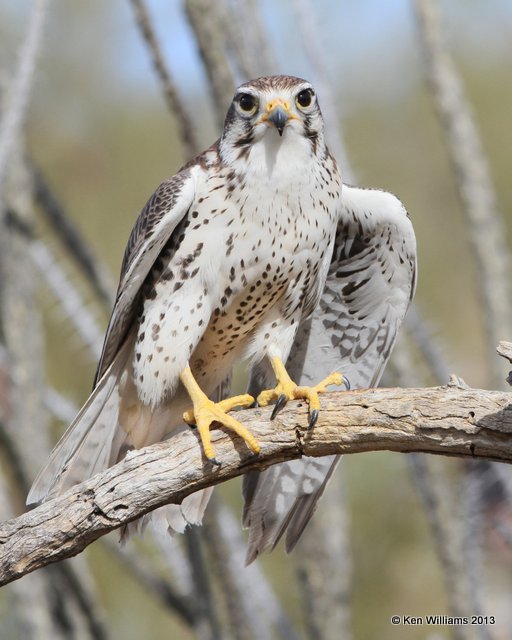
[201,172,340,335]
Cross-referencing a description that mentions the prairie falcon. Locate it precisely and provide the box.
[28,76,417,557]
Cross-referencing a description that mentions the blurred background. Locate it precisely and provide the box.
[0,1,511,639]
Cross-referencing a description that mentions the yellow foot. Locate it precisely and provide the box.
[257,357,348,428]
[180,366,259,464]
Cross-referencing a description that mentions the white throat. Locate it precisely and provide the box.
[245,128,315,187]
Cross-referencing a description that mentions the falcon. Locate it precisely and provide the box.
[28,76,416,557]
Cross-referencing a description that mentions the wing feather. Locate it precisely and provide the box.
[243,185,417,562]
[27,338,132,504]
[27,167,197,505]
[94,168,196,383]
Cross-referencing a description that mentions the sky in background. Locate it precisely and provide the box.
[2,1,512,106]
[0,0,505,154]
[112,1,512,104]
[1,5,512,637]
[0,0,510,385]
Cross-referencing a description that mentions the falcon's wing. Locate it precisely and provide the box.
[94,168,196,383]
[243,185,417,563]
[27,168,196,504]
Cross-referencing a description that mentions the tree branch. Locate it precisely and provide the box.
[414,0,512,387]
[129,0,200,159]
[0,0,49,196]
[1,384,512,587]
[28,157,115,311]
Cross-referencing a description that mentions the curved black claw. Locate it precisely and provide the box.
[207,457,222,467]
[240,450,260,468]
[308,409,319,429]
[271,394,288,420]
[342,375,351,391]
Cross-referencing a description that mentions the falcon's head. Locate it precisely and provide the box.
[220,75,326,165]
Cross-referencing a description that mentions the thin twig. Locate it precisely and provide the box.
[1,161,53,488]
[461,462,493,640]
[223,0,276,79]
[5,208,105,361]
[296,480,352,640]
[290,0,353,177]
[184,0,236,125]
[129,0,199,158]
[43,387,78,424]
[213,503,300,640]
[105,538,197,627]
[29,240,104,360]
[152,533,195,597]
[0,205,107,638]
[0,0,49,195]
[204,501,248,640]
[1,413,109,640]
[50,562,110,640]
[413,6,511,623]
[28,158,115,310]
[0,49,54,640]
[387,336,482,637]
[0,470,62,640]
[409,455,472,640]
[184,526,223,640]
[403,305,452,384]
[415,0,512,388]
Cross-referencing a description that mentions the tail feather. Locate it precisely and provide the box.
[283,456,340,552]
[123,488,214,540]
[26,342,130,505]
[243,456,340,564]
[28,335,215,538]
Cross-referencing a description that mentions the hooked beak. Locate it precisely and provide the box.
[266,102,290,136]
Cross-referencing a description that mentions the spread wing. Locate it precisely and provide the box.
[243,185,417,563]
[94,167,196,383]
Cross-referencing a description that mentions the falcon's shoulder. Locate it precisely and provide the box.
[94,164,200,384]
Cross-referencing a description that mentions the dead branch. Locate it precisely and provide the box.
[129,0,200,158]
[415,0,512,387]
[184,0,236,124]
[1,384,512,587]
[28,158,115,310]
[409,454,472,640]
[0,0,49,195]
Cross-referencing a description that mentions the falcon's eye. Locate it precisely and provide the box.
[296,88,315,110]
[237,93,258,114]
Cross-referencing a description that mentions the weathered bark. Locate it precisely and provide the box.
[1,385,512,587]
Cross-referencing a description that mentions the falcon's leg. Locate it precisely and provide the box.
[180,366,259,463]
[257,356,346,427]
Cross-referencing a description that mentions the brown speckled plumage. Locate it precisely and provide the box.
[28,76,416,559]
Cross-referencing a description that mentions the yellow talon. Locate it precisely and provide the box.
[180,366,259,461]
[257,357,344,424]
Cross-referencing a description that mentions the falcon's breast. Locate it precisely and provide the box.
[132,133,341,404]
